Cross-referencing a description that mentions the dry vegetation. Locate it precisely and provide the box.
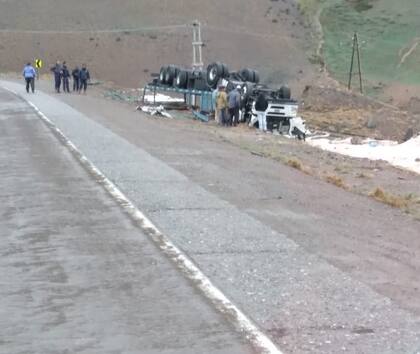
[287,158,303,170]
[210,126,420,220]
[369,187,410,209]
[325,174,348,189]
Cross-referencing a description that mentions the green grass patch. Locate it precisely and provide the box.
[320,0,420,90]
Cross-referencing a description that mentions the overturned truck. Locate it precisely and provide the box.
[155,62,306,137]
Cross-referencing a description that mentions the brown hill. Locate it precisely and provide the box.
[0,0,318,92]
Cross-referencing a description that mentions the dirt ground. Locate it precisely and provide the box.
[0,0,318,94]
[5,73,420,220]
[2,0,420,142]
[300,85,420,142]
[28,74,418,221]
[22,79,418,319]
[3,1,420,348]
[217,125,420,220]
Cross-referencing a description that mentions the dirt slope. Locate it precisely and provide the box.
[0,0,318,92]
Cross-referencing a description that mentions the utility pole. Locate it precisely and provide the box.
[348,32,363,93]
[192,20,204,71]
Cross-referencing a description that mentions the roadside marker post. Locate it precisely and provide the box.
[35,59,43,68]
[34,59,43,79]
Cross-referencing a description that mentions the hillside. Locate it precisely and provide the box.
[0,0,318,92]
[309,0,420,104]
[2,0,419,140]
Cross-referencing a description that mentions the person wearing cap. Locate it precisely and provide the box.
[227,85,241,127]
[22,62,36,93]
[215,85,228,126]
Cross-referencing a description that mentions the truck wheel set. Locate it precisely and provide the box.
[153,62,306,137]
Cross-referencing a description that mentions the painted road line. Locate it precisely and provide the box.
[2,86,283,354]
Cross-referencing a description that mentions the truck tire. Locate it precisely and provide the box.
[165,65,179,86]
[253,70,260,84]
[159,66,168,84]
[191,70,208,90]
[175,70,188,89]
[240,68,253,82]
[240,68,260,83]
[222,63,230,77]
[193,77,208,90]
[206,62,227,88]
[279,85,291,99]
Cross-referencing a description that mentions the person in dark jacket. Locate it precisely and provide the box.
[255,92,268,131]
[79,65,90,94]
[72,66,80,92]
[50,61,63,93]
[62,62,70,93]
[227,86,241,127]
[22,62,36,93]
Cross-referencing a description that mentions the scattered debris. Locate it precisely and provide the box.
[366,117,378,129]
[192,110,209,122]
[251,151,264,157]
[351,136,363,145]
[88,80,103,86]
[104,88,139,102]
[139,105,172,118]
[403,127,414,142]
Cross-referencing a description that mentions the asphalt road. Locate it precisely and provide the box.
[2,81,420,354]
[0,88,255,354]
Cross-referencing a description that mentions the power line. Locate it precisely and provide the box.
[0,24,189,34]
[203,24,297,40]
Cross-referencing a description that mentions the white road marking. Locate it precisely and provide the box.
[2,85,283,354]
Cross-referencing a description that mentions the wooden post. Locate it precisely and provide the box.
[355,33,363,93]
[348,32,363,94]
[348,33,356,90]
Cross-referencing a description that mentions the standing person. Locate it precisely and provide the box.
[215,85,228,126]
[72,66,80,92]
[79,65,90,94]
[50,61,63,93]
[22,62,36,93]
[62,62,70,93]
[255,92,268,131]
[212,88,218,123]
[227,85,241,127]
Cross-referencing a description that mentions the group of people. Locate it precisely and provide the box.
[214,84,241,127]
[50,61,90,94]
[214,84,269,131]
[22,61,91,94]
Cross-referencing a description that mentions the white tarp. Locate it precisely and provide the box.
[307,134,420,174]
[144,93,183,103]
